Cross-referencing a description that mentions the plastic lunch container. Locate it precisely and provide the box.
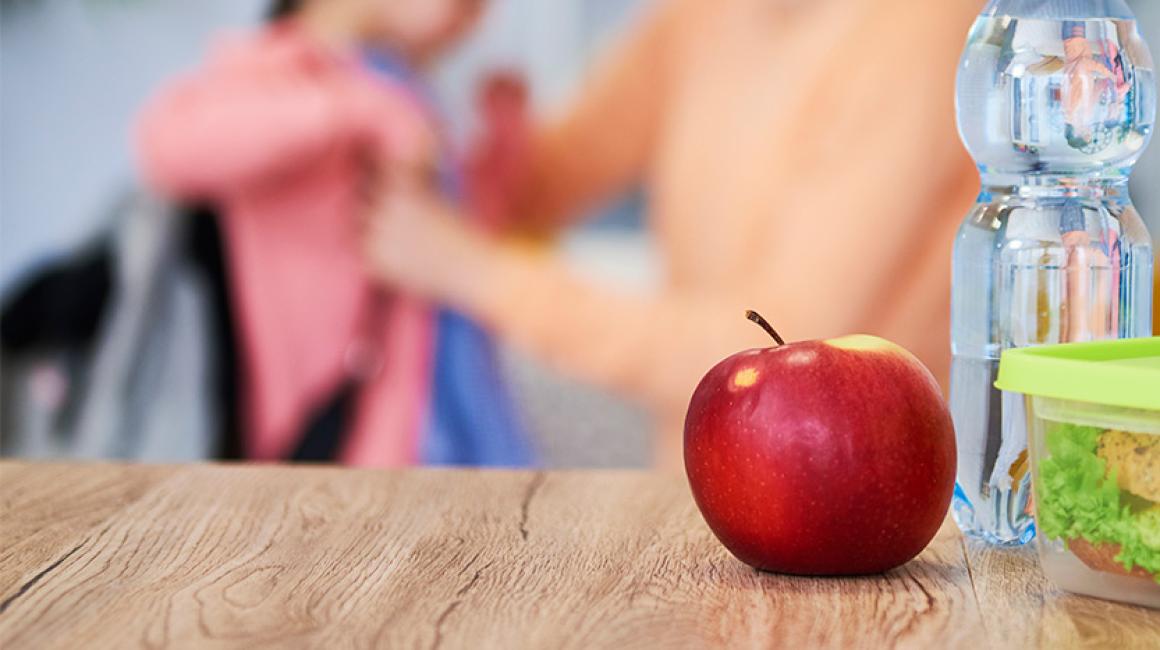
[995,337,1160,609]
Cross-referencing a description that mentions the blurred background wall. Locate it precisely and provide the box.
[2,0,1159,466]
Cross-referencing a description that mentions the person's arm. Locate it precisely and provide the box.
[366,204,781,468]
[363,181,781,469]
[498,1,683,233]
[135,35,426,200]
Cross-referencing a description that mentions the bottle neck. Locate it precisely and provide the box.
[979,171,1132,203]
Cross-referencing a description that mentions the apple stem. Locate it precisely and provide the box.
[745,310,786,346]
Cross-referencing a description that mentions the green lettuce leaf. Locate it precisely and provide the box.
[1116,507,1160,577]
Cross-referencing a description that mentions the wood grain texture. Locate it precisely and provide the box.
[0,463,173,598]
[0,462,1156,649]
[965,539,1160,649]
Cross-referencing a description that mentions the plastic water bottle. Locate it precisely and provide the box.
[951,0,1155,545]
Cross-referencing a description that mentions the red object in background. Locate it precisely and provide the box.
[479,71,528,127]
[465,70,531,231]
[683,314,956,576]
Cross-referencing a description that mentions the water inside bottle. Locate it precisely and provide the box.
[951,9,1155,545]
[958,14,1155,175]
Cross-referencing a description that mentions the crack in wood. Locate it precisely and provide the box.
[428,553,496,649]
[456,560,494,598]
[518,472,545,542]
[0,541,85,615]
[960,537,992,646]
[907,572,935,610]
[428,600,461,650]
[961,539,982,611]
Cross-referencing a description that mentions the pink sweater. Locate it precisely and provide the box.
[136,24,434,465]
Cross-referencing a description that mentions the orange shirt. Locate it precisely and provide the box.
[463,0,982,461]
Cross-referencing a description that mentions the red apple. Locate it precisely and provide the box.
[684,311,955,575]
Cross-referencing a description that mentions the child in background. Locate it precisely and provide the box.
[136,0,534,466]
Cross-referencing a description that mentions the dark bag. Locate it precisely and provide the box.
[288,293,388,462]
[290,382,359,461]
[0,194,237,460]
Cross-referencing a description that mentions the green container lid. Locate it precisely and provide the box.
[995,337,1160,411]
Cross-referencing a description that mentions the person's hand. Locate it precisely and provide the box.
[465,71,532,232]
[362,166,495,308]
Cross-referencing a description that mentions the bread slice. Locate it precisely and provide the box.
[1096,430,1160,502]
[1068,538,1155,580]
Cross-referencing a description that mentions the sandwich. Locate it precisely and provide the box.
[1037,424,1160,582]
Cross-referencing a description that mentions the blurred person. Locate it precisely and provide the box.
[136,0,536,466]
[364,0,984,467]
[1061,20,1132,149]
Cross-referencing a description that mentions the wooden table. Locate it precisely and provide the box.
[1,463,1157,649]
